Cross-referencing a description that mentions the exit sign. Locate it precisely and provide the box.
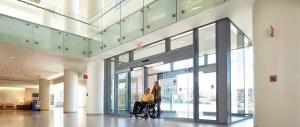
[83,75,88,79]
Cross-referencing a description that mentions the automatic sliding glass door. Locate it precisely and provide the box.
[146,59,194,119]
[130,68,144,108]
[118,72,129,112]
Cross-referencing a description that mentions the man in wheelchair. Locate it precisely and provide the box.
[131,88,157,119]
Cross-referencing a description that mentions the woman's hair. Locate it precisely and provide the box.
[154,81,159,85]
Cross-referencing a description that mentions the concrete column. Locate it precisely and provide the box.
[64,0,88,36]
[86,60,104,114]
[64,70,78,113]
[39,79,50,111]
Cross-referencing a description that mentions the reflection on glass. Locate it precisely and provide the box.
[118,72,128,111]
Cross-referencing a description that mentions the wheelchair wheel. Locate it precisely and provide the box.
[148,106,157,119]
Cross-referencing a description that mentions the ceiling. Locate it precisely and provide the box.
[0,42,89,87]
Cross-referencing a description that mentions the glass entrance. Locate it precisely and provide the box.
[118,72,128,112]
[130,68,144,108]
[146,59,194,118]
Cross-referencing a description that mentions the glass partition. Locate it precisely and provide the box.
[177,0,225,20]
[103,23,121,51]
[244,37,254,116]
[118,72,129,112]
[110,58,115,112]
[144,0,177,34]
[88,39,103,57]
[33,25,63,52]
[0,0,227,57]
[230,24,254,122]
[0,16,33,47]
[63,33,89,57]
[121,10,144,43]
[130,68,144,109]
[198,23,217,120]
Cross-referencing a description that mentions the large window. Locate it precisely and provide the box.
[171,31,193,50]
[230,24,254,122]
[134,40,165,60]
[147,59,194,119]
[105,19,253,124]
[198,23,217,120]
[110,58,115,112]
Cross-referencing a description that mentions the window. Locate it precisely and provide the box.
[171,31,193,50]
[134,41,165,60]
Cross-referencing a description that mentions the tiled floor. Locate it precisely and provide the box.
[0,108,253,127]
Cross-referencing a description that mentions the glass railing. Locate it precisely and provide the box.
[0,0,225,57]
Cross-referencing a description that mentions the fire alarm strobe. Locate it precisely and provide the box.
[270,75,277,82]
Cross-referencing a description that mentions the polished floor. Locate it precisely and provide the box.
[0,108,253,127]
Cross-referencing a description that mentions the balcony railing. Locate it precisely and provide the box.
[0,0,225,57]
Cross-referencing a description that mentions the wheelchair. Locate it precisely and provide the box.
[130,102,158,119]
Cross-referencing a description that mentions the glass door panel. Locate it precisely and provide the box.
[118,72,128,112]
[147,59,194,119]
[130,68,144,108]
[199,71,217,120]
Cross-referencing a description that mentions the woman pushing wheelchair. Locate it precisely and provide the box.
[132,81,161,119]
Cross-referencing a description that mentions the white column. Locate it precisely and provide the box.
[86,60,104,114]
[254,0,300,127]
[39,79,50,111]
[64,70,78,113]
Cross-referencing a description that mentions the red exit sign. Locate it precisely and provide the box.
[83,75,88,79]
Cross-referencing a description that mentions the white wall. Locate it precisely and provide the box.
[253,0,300,127]
[0,87,25,106]
[78,80,86,108]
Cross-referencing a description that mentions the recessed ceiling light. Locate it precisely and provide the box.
[52,62,57,65]
[10,56,15,59]
[16,69,20,72]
